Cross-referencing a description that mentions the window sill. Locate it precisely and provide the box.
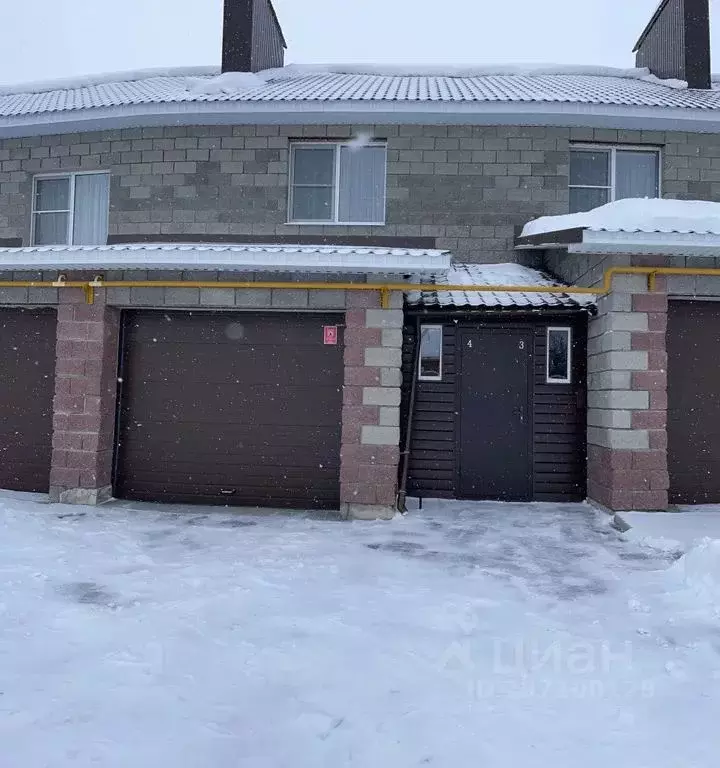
[286,221,386,227]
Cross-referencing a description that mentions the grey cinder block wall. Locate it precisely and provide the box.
[0,125,720,262]
[3,124,713,263]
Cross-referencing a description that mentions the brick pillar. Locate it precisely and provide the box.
[340,290,404,520]
[49,287,120,505]
[587,275,668,511]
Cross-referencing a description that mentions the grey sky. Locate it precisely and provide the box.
[1,0,717,86]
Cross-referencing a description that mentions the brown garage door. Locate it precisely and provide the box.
[668,301,720,504]
[114,310,344,509]
[0,308,56,493]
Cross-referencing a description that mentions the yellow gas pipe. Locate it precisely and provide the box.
[0,265,716,306]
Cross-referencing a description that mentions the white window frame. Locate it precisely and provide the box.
[288,141,387,226]
[546,327,572,384]
[418,325,443,382]
[31,171,110,246]
[569,144,662,212]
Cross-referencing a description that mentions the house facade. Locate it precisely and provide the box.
[1,0,720,516]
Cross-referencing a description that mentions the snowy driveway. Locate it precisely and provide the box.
[1,495,719,767]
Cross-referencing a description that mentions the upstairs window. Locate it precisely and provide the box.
[289,142,387,224]
[32,172,110,246]
[569,146,660,213]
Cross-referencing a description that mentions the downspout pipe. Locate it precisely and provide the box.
[397,316,421,513]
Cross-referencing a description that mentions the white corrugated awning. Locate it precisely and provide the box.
[566,230,720,257]
[517,199,720,257]
[0,243,451,275]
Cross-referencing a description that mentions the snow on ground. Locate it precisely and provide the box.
[1,494,720,767]
[621,507,720,556]
[622,507,720,610]
[667,538,720,606]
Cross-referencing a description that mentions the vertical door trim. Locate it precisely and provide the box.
[111,309,129,495]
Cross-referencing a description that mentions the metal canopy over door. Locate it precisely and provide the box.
[114,310,343,509]
[457,328,533,500]
[0,308,56,493]
[667,301,720,504]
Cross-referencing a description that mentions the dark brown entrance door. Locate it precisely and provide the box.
[667,301,720,504]
[458,328,532,500]
[115,310,344,509]
[0,308,56,493]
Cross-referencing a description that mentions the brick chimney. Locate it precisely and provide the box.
[222,0,287,73]
[633,0,711,89]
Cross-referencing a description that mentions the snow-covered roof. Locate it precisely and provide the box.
[522,198,720,237]
[518,199,720,257]
[406,263,592,309]
[4,64,720,137]
[0,243,450,275]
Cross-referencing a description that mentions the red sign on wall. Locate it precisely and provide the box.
[323,325,338,345]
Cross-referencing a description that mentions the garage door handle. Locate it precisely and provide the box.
[220,489,237,496]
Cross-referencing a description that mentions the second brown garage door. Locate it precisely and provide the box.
[114,310,344,509]
[0,308,56,493]
[668,301,720,504]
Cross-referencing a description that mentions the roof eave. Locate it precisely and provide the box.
[5,100,720,138]
[633,0,670,52]
[515,227,586,249]
[403,303,591,313]
[267,0,288,49]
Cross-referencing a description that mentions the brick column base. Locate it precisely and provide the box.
[587,444,668,511]
[340,291,403,520]
[49,288,120,505]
